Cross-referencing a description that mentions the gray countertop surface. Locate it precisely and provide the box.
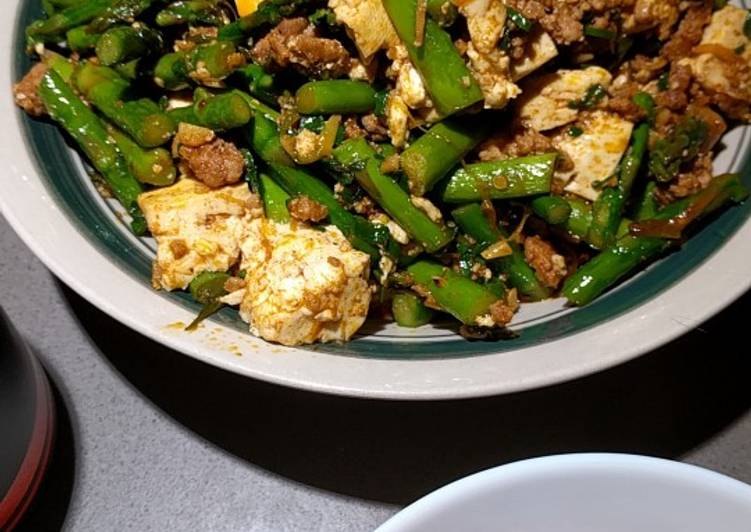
[3,213,751,532]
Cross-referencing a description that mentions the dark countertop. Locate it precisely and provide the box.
[3,214,751,531]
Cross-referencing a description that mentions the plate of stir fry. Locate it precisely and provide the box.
[3,0,751,398]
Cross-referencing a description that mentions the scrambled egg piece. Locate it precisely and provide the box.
[329,0,400,61]
[466,43,521,109]
[238,219,372,346]
[459,0,507,54]
[510,27,559,81]
[139,179,262,291]
[235,0,260,17]
[516,66,613,132]
[685,5,751,103]
[553,111,634,201]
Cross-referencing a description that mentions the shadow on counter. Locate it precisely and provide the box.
[14,373,76,532]
[61,283,751,505]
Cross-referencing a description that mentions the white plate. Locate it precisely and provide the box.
[3,1,751,399]
[376,454,751,532]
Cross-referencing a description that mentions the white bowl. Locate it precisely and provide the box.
[377,454,751,532]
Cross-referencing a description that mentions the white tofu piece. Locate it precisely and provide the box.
[239,220,372,346]
[510,27,559,81]
[459,0,507,54]
[328,0,399,61]
[554,111,634,201]
[138,179,262,291]
[685,5,751,102]
[516,66,613,132]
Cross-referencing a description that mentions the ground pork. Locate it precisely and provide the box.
[655,63,693,111]
[13,62,48,117]
[523,235,568,289]
[252,17,351,79]
[478,126,555,161]
[180,138,245,188]
[488,289,520,326]
[661,2,713,62]
[655,152,714,203]
[288,195,329,223]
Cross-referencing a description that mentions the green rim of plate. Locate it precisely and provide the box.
[13,0,751,360]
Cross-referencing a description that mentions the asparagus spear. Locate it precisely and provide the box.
[562,197,593,239]
[442,153,557,203]
[106,123,177,186]
[156,0,227,26]
[168,89,252,130]
[75,63,176,148]
[267,163,398,260]
[66,25,101,52]
[586,122,650,249]
[186,271,230,331]
[247,113,295,167]
[154,41,245,90]
[95,24,162,66]
[41,50,75,82]
[633,182,659,221]
[296,81,377,115]
[392,291,434,328]
[331,138,454,253]
[530,196,572,225]
[88,0,156,34]
[232,63,277,105]
[451,203,549,301]
[259,173,291,223]
[38,69,146,234]
[563,173,748,305]
[406,261,503,325]
[26,0,113,42]
[382,0,484,117]
[218,0,308,42]
[402,118,493,196]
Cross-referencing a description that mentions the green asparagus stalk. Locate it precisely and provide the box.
[232,63,277,105]
[186,271,230,331]
[586,122,650,249]
[27,0,113,42]
[66,25,101,52]
[382,0,484,117]
[95,24,162,66]
[154,41,245,90]
[259,173,291,223]
[406,261,503,325]
[451,203,549,301]
[88,0,156,34]
[633,182,659,221]
[402,118,493,196]
[267,163,398,260]
[41,50,75,82]
[296,81,376,115]
[75,63,176,148]
[441,153,557,203]
[331,138,454,253]
[106,123,177,186]
[168,89,252,130]
[530,196,572,225]
[247,112,294,166]
[392,291,434,327]
[563,173,748,305]
[113,58,141,80]
[38,69,146,234]
[217,0,308,42]
[156,0,227,26]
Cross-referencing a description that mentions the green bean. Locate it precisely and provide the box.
[332,138,454,253]
[402,118,493,196]
[296,81,376,115]
[441,153,557,203]
[38,69,146,234]
[382,0,484,117]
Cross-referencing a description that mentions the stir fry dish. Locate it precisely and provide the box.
[14,0,751,346]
